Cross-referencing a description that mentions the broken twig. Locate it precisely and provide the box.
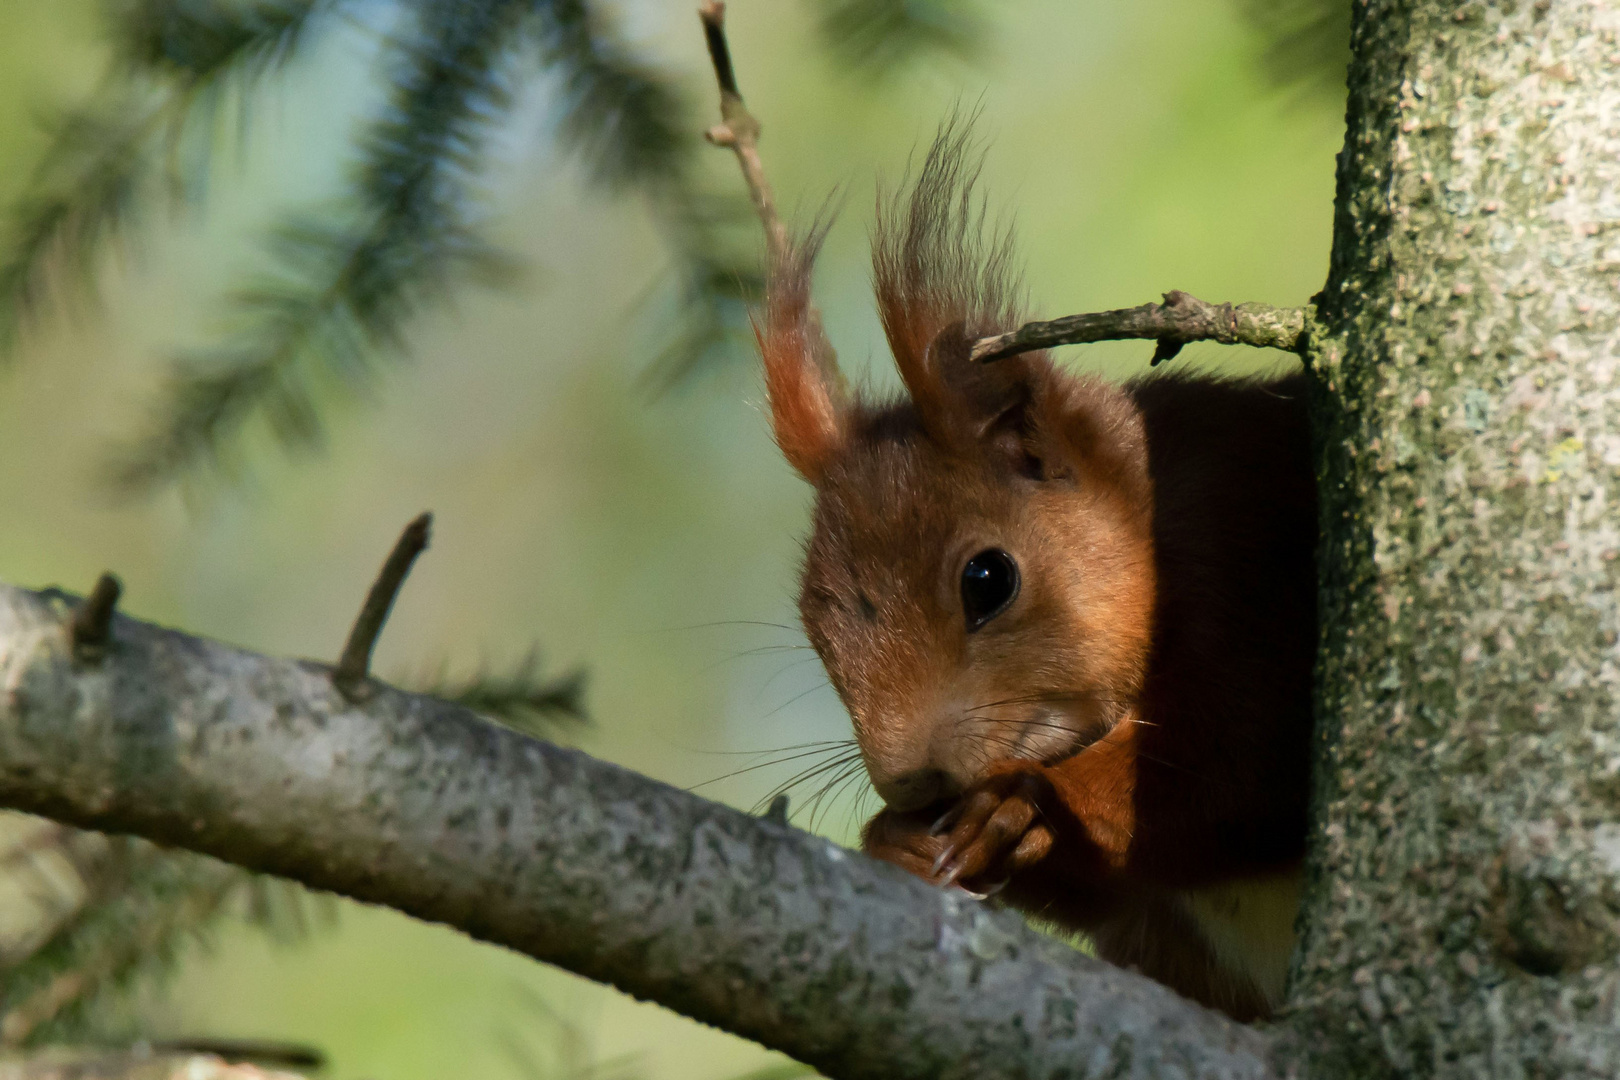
[762,794,790,825]
[333,512,432,697]
[69,573,122,661]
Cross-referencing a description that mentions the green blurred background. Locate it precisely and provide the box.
[0,0,1342,1076]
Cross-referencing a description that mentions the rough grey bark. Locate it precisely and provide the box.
[0,585,1277,1080]
[1288,1,1620,1075]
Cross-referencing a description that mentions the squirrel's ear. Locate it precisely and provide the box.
[928,328,1062,477]
[928,332,1151,500]
[756,229,847,483]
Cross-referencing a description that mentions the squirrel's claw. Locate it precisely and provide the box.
[955,877,1010,901]
[930,769,1055,891]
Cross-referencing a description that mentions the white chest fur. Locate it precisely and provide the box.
[1176,865,1303,1007]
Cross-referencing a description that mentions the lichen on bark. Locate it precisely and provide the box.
[1289,2,1620,1074]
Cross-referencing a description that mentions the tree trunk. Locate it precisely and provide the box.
[1289,0,1620,1074]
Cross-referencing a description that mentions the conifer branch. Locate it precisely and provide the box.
[109,0,531,492]
[534,0,688,187]
[110,0,332,84]
[0,2,336,355]
[0,582,1282,1080]
[1239,0,1350,94]
[107,0,713,488]
[814,0,989,79]
[536,0,762,389]
[412,652,587,739]
[0,834,251,1049]
[1,0,1025,474]
[0,95,168,355]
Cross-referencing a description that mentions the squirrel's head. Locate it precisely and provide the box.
[757,124,1157,813]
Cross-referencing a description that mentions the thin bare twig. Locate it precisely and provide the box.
[69,574,122,661]
[699,2,788,266]
[333,512,432,698]
[970,290,1307,365]
[699,2,839,379]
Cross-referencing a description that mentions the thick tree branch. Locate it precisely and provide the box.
[970,291,1306,365]
[0,583,1281,1080]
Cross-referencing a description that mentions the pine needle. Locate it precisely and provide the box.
[533,0,688,188]
[107,0,530,491]
[0,836,241,1048]
[0,815,324,1049]
[109,0,731,485]
[0,95,163,354]
[413,651,587,740]
[639,194,765,391]
[815,0,988,79]
[0,0,335,356]
[107,0,330,83]
[1239,0,1350,94]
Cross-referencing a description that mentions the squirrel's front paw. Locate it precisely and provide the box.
[862,806,950,881]
[929,770,1055,892]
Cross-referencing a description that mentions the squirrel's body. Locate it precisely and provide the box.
[753,125,1316,1020]
[1068,371,1313,1019]
[1013,371,1315,1019]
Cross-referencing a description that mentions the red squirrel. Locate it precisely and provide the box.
[754,126,1316,1021]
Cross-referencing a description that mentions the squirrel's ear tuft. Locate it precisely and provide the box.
[874,114,1034,450]
[756,224,847,483]
[875,115,1058,465]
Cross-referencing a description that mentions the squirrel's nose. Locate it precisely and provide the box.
[874,768,950,813]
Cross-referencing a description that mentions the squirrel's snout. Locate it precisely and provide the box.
[872,767,951,813]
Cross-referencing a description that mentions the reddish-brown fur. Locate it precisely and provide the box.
[753,124,1315,1020]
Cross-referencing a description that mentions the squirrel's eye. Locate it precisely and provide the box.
[961,548,1020,631]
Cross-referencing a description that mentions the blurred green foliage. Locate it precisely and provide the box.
[814,0,986,79]
[0,0,1347,493]
[1242,0,1351,96]
[0,0,1348,1076]
[0,818,324,1053]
